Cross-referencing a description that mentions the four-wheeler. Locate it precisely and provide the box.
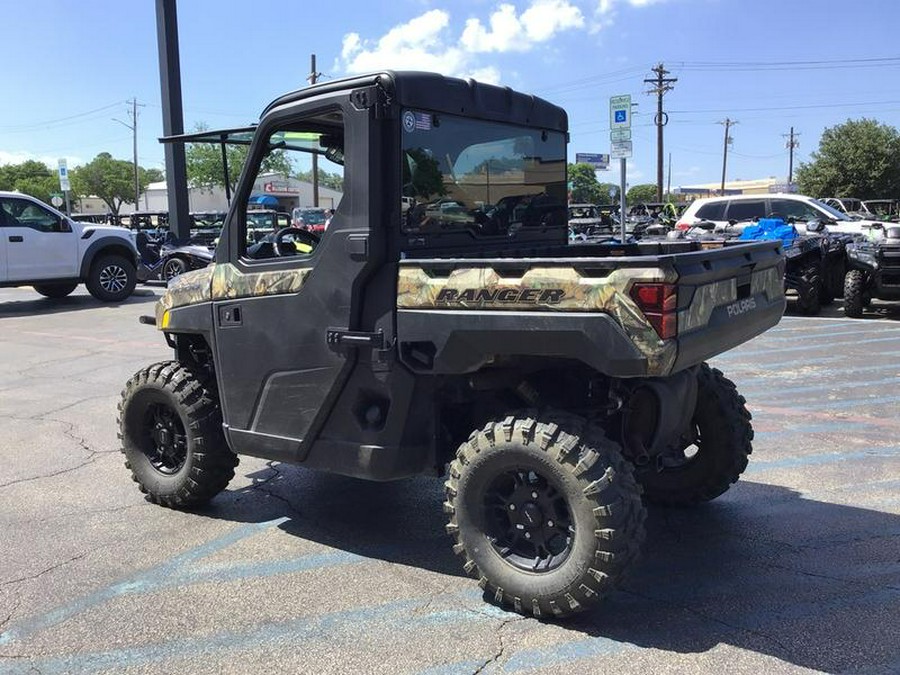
[119,71,785,618]
[135,229,214,283]
[568,204,612,239]
[0,190,138,301]
[843,225,900,317]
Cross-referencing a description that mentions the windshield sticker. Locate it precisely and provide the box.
[403,110,432,133]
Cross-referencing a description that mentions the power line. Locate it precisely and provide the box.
[0,101,126,131]
[670,99,900,114]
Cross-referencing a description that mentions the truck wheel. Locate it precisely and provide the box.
[163,257,188,281]
[639,364,752,506]
[118,361,238,508]
[445,414,646,618]
[33,282,78,298]
[843,269,866,318]
[87,253,136,302]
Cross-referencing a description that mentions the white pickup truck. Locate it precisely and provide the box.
[0,191,139,301]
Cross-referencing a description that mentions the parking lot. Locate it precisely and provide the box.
[0,285,898,674]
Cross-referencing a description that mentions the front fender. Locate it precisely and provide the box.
[79,236,140,278]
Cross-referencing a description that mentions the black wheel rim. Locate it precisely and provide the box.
[483,468,574,572]
[142,402,187,474]
[163,260,183,280]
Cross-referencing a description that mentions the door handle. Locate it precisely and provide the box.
[8,235,23,243]
[218,304,242,327]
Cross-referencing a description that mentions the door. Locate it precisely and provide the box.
[211,109,373,456]
[0,196,78,281]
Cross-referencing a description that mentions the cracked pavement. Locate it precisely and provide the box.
[0,285,898,674]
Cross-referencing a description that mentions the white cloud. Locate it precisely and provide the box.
[341,9,467,76]
[339,1,670,82]
[460,1,583,53]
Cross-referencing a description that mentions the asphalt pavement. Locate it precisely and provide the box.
[0,285,898,674]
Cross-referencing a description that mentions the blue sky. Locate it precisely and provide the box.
[2,0,899,191]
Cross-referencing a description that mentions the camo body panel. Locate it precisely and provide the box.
[397,265,677,375]
[155,263,310,326]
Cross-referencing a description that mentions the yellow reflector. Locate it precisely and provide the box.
[160,310,171,329]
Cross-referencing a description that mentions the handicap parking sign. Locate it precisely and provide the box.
[615,110,627,124]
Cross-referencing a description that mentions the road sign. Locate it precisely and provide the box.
[50,196,64,207]
[57,159,70,192]
[610,128,632,142]
[610,140,633,160]
[608,186,617,199]
[575,152,609,170]
[609,95,632,129]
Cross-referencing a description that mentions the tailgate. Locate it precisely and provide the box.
[672,240,785,371]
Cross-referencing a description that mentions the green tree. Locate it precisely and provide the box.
[142,167,165,184]
[70,152,143,216]
[186,123,292,194]
[402,147,447,199]
[295,167,344,191]
[795,118,900,199]
[626,183,659,204]
[568,163,604,203]
[0,160,60,204]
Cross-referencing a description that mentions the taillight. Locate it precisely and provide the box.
[676,221,690,231]
[629,282,677,340]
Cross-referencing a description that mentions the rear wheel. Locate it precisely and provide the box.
[33,282,78,298]
[87,253,136,302]
[844,269,866,318]
[445,413,646,618]
[638,364,753,506]
[119,361,238,508]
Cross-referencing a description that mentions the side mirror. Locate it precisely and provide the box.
[806,219,825,233]
[59,218,72,233]
[697,220,716,231]
[728,219,738,226]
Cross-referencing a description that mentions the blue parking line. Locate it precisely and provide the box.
[715,350,900,374]
[0,518,287,646]
[746,446,899,473]
[764,327,900,343]
[718,334,900,360]
[739,373,900,398]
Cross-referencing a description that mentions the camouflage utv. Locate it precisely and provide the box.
[120,72,785,618]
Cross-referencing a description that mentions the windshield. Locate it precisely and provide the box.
[569,206,598,219]
[813,199,853,221]
[400,111,567,237]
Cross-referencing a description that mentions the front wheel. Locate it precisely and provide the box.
[638,364,753,506]
[445,414,646,618]
[119,361,238,508]
[33,282,78,298]
[795,266,821,316]
[843,269,866,318]
[87,253,136,302]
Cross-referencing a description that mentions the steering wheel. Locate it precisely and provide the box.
[273,227,319,256]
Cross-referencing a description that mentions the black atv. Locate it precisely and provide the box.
[843,225,900,317]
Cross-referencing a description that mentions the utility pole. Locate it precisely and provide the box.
[783,127,800,186]
[644,63,677,202]
[666,152,672,197]
[308,54,322,208]
[718,118,736,194]
[113,98,145,212]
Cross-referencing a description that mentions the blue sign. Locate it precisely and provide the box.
[614,110,627,124]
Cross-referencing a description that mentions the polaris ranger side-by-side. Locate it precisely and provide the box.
[844,225,900,317]
[120,72,785,618]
